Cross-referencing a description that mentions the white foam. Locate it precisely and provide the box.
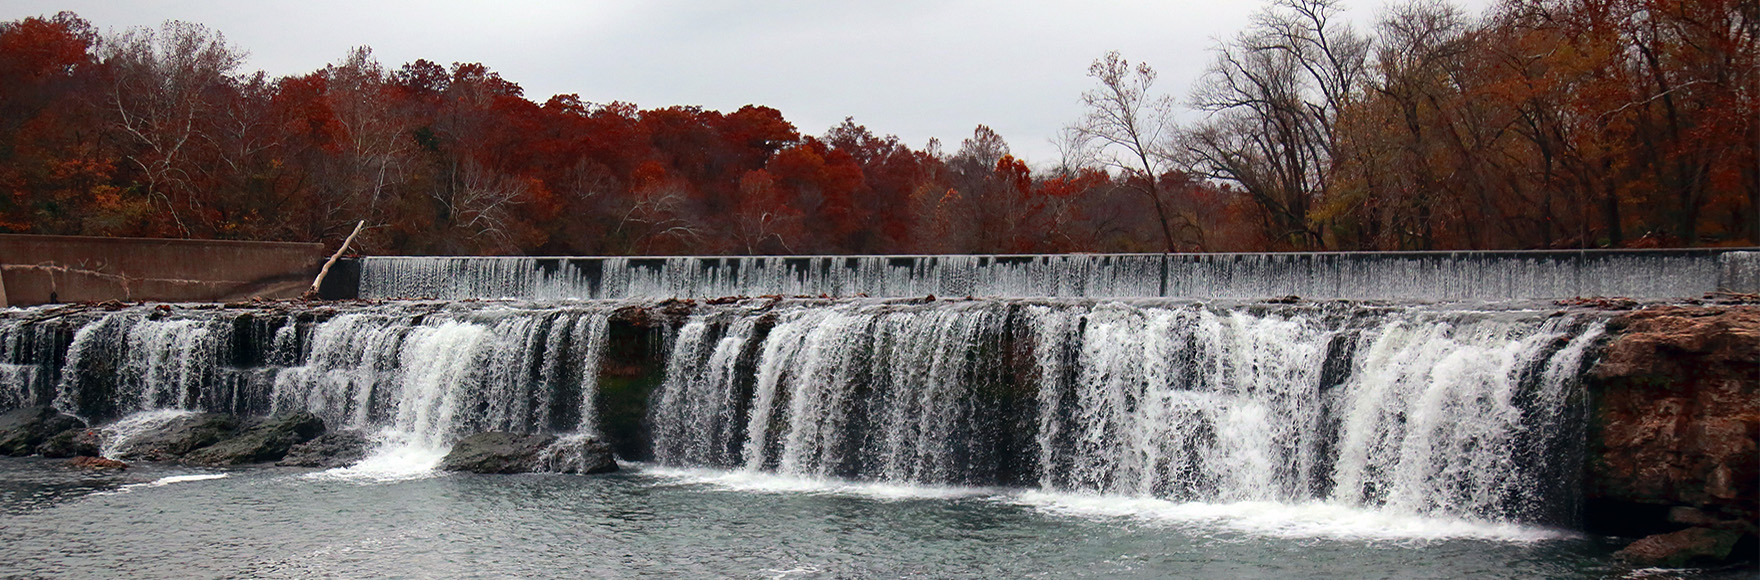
[759,566,823,580]
[302,430,450,483]
[636,465,996,501]
[636,465,1571,542]
[1009,490,1574,543]
[147,473,229,486]
[1619,568,1709,579]
[103,472,230,495]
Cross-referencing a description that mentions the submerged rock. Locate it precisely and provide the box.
[440,432,618,475]
[1616,527,1746,568]
[277,431,370,468]
[69,456,128,470]
[111,413,241,462]
[0,407,87,456]
[183,413,326,466]
[36,428,101,458]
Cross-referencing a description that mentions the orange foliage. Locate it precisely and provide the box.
[0,5,1747,255]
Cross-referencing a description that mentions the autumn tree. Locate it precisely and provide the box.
[9,4,1747,258]
[1184,0,1370,249]
[0,12,144,235]
[730,169,804,254]
[1071,51,1197,252]
[99,19,247,237]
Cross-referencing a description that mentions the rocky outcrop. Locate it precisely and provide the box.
[183,413,326,466]
[1585,305,1758,566]
[110,413,241,462]
[277,431,370,468]
[439,432,618,475]
[36,428,101,458]
[0,407,86,456]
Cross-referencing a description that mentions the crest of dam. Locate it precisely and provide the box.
[353,249,1760,301]
[3,295,1609,527]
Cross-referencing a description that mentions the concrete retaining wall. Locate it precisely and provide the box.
[0,234,327,307]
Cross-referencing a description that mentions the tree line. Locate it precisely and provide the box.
[1,0,1753,256]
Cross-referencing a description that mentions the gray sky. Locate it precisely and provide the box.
[3,0,1493,166]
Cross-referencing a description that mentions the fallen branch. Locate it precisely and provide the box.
[305,221,365,299]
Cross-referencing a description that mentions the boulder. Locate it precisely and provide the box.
[440,432,559,474]
[536,434,619,475]
[0,406,87,456]
[436,432,616,475]
[277,431,370,468]
[36,428,101,458]
[183,413,326,466]
[1615,527,1746,568]
[112,413,241,461]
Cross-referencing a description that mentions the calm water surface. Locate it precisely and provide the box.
[0,458,1641,579]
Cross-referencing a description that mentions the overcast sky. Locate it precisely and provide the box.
[4,0,1494,166]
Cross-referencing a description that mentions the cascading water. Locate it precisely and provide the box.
[7,251,1748,579]
[640,299,1605,525]
[1,294,1606,525]
[4,303,615,474]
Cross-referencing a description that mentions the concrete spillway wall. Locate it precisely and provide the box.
[352,249,1760,302]
[1,234,327,307]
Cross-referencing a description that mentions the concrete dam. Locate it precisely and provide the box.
[338,249,1760,302]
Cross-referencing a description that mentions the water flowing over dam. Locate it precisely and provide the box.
[3,295,1607,526]
[355,249,1759,301]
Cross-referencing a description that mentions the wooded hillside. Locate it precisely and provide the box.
[1,0,1752,255]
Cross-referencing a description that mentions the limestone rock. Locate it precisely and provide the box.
[440,432,559,474]
[0,406,87,456]
[1615,527,1745,568]
[36,427,101,458]
[1585,306,1759,538]
[183,413,326,466]
[535,434,619,475]
[439,432,619,475]
[68,456,128,470]
[111,413,241,462]
[277,431,370,468]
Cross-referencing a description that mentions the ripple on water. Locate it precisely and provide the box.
[0,459,1629,580]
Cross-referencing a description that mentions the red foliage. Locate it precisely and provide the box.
[0,5,1745,255]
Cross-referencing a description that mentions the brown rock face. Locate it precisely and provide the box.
[68,456,127,470]
[1615,526,1745,568]
[1584,305,1759,547]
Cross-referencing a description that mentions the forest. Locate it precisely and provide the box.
[0,0,1753,256]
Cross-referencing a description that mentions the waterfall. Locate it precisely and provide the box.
[7,303,615,472]
[0,296,1606,524]
[640,299,1604,524]
[357,250,1756,301]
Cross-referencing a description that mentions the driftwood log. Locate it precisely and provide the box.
[304,221,364,300]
